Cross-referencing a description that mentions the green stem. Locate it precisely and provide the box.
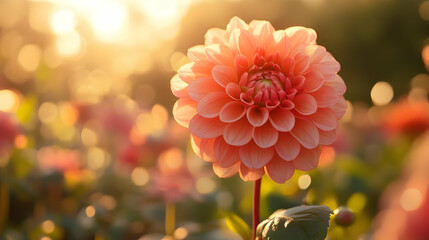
[253,178,261,240]
[166,202,176,237]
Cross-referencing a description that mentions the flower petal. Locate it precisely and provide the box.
[309,108,337,131]
[191,135,216,162]
[205,44,234,66]
[239,141,274,169]
[213,161,240,178]
[291,118,319,149]
[249,20,275,46]
[275,132,301,161]
[178,62,212,83]
[303,71,324,93]
[269,108,295,132]
[292,146,321,171]
[311,85,339,108]
[220,101,247,123]
[171,74,189,98]
[212,65,238,88]
[239,164,265,181]
[205,28,228,45]
[294,93,317,115]
[187,77,223,101]
[325,75,346,95]
[229,29,258,58]
[293,53,310,75]
[331,96,347,119]
[285,26,317,53]
[225,82,242,100]
[214,137,240,168]
[253,122,278,148]
[247,106,269,127]
[235,54,249,76]
[173,98,198,127]
[197,92,230,118]
[187,45,207,61]
[265,155,295,184]
[223,116,253,146]
[189,114,226,138]
[272,30,290,60]
[319,128,338,145]
[226,16,249,33]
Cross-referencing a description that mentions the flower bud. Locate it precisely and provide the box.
[334,206,355,227]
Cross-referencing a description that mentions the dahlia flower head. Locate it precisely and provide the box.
[171,17,347,183]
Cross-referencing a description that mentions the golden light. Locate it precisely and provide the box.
[14,134,28,149]
[196,177,216,194]
[90,0,128,41]
[99,195,117,210]
[297,174,312,190]
[131,167,150,187]
[50,8,76,35]
[56,30,82,57]
[139,0,190,26]
[85,205,96,218]
[59,102,79,125]
[419,1,429,21]
[81,128,98,146]
[371,81,394,106]
[38,102,58,124]
[174,227,189,240]
[400,187,423,211]
[41,220,55,234]
[0,89,20,112]
[44,46,62,68]
[18,44,42,72]
[86,147,106,170]
[40,237,52,240]
[158,148,184,172]
[422,45,429,70]
[347,192,367,213]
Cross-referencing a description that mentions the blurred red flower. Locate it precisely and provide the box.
[171,17,346,183]
[373,132,429,240]
[149,148,200,203]
[0,111,20,154]
[382,99,429,137]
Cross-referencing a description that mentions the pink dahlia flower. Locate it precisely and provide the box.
[171,17,347,183]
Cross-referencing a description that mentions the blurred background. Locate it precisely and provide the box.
[0,0,429,239]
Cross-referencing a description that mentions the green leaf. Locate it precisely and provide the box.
[224,212,252,240]
[256,205,333,240]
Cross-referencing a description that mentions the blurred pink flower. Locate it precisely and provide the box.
[382,99,429,137]
[0,111,20,153]
[373,132,429,240]
[37,147,82,174]
[149,148,200,203]
[171,17,346,183]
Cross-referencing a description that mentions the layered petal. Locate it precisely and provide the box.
[213,161,240,178]
[187,77,223,101]
[171,74,189,98]
[275,133,301,161]
[239,141,274,169]
[292,146,321,171]
[214,137,241,168]
[269,108,295,131]
[220,101,247,123]
[291,118,319,149]
[212,65,238,87]
[310,108,337,131]
[239,164,265,181]
[189,115,226,138]
[173,98,198,127]
[294,93,317,115]
[253,121,278,148]
[265,155,295,183]
[197,92,230,118]
[191,135,216,162]
[247,106,269,127]
[223,116,253,146]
